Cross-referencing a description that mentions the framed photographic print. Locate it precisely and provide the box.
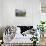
[15,9,26,17]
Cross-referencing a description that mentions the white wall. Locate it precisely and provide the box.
[0,0,2,26]
[1,0,41,27]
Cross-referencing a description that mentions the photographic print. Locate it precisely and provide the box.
[15,9,26,17]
